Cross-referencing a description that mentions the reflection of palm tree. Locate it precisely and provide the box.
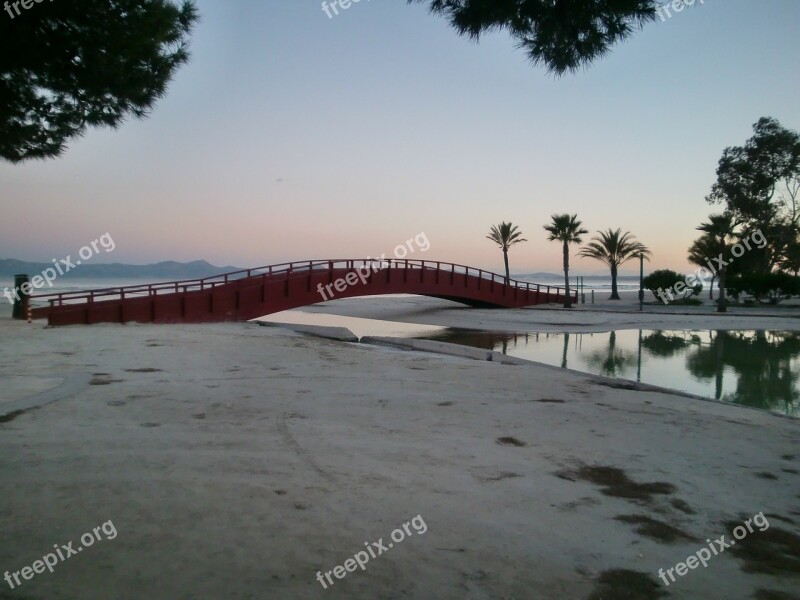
[561,333,570,369]
[686,330,800,413]
[585,331,639,377]
[636,329,642,382]
[714,331,724,400]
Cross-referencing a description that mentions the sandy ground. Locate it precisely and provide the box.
[1,298,799,600]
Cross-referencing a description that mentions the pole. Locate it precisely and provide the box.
[638,254,645,311]
[12,274,29,320]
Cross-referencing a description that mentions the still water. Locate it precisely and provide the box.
[417,329,800,416]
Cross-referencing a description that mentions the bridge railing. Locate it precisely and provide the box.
[30,258,575,308]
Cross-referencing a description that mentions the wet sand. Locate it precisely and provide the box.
[0,299,798,600]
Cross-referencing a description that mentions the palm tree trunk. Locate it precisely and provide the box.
[709,275,716,300]
[562,241,571,308]
[609,264,620,300]
[717,267,727,313]
[503,249,510,282]
[714,332,724,399]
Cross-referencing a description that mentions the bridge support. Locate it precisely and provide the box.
[12,274,29,320]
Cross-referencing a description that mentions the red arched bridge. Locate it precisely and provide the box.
[29,259,576,327]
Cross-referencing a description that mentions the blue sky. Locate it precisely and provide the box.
[2,0,799,275]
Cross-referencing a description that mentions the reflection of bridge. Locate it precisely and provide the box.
[30,259,575,327]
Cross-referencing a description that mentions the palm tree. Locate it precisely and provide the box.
[543,214,588,308]
[688,234,719,300]
[698,213,737,313]
[486,222,527,282]
[579,229,651,300]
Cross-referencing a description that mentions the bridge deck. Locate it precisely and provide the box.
[29,259,575,326]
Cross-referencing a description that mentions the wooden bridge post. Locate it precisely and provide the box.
[11,274,29,320]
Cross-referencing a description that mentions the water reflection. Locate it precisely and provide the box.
[419,329,800,416]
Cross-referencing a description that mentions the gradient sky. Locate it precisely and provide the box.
[2,0,800,275]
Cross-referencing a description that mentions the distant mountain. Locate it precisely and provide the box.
[0,259,241,279]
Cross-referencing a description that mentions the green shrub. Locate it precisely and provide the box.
[644,269,702,303]
[726,272,800,304]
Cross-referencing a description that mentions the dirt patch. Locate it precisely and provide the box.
[125,368,163,373]
[670,499,696,515]
[556,464,676,503]
[766,514,797,526]
[0,409,31,424]
[587,569,667,600]
[474,471,521,483]
[497,436,526,447]
[90,375,124,385]
[615,514,696,543]
[753,590,800,600]
[534,398,566,404]
[724,520,800,576]
[755,472,779,480]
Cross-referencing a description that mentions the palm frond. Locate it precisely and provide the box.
[543,213,588,243]
[487,221,527,251]
[578,228,651,268]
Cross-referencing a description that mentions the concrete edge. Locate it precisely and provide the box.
[360,336,494,361]
[256,321,359,343]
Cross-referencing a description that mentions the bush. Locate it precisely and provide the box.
[643,269,702,303]
[672,298,703,306]
[726,272,800,304]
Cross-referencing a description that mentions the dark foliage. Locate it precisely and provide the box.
[0,0,198,162]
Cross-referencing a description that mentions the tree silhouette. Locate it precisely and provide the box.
[411,0,659,75]
[543,214,587,308]
[486,222,527,281]
[579,229,650,300]
[0,0,198,162]
[697,213,737,312]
